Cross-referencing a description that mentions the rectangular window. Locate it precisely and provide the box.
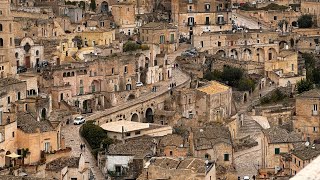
[79,87,84,95]
[224,154,229,161]
[170,34,174,43]
[275,148,280,154]
[126,132,131,136]
[44,142,50,152]
[7,96,10,104]
[112,68,114,75]
[205,4,210,11]
[201,41,204,47]
[160,35,165,44]
[135,131,141,135]
[314,127,318,132]
[291,64,294,71]
[170,151,173,156]
[205,17,210,25]
[274,16,277,20]
[124,66,127,73]
[218,41,221,46]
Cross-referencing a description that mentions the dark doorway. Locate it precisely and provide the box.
[145,108,154,123]
[41,108,46,120]
[131,113,139,122]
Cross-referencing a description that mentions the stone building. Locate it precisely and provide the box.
[0,78,27,113]
[301,0,320,27]
[261,127,303,171]
[138,157,216,180]
[140,22,179,53]
[0,0,16,77]
[171,0,232,39]
[45,154,89,180]
[196,81,232,122]
[294,89,320,143]
[190,124,233,168]
[98,135,157,179]
[158,134,189,157]
[288,144,320,176]
[193,30,279,63]
[14,37,44,69]
[265,50,305,87]
[112,3,136,35]
[100,120,172,140]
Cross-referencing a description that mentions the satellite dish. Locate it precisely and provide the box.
[305,141,310,147]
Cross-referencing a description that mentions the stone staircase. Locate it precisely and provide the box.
[238,115,262,139]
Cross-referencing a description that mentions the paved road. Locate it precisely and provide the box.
[62,124,105,180]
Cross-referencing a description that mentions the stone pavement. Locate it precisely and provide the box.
[62,124,105,180]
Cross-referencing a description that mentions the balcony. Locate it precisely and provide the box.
[312,110,318,116]
[186,22,196,26]
[216,20,226,25]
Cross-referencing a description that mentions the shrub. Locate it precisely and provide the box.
[238,78,255,91]
[123,41,141,52]
[140,44,150,50]
[297,79,313,94]
[298,14,313,28]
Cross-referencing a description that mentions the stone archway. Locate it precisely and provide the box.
[279,41,288,49]
[127,94,135,101]
[243,48,252,61]
[256,48,265,62]
[145,108,154,123]
[101,1,109,13]
[131,113,139,122]
[268,48,277,60]
[230,49,238,60]
[216,50,226,57]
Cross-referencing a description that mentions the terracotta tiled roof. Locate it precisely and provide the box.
[108,135,157,158]
[17,112,54,133]
[263,127,303,143]
[297,88,320,98]
[192,124,232,150]
[46,157,80,171]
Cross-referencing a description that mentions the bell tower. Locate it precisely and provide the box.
[0,0,15,78]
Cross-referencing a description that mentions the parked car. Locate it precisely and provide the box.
[136,82,144,87]
[74,116,85,125]
[181,51,194,57]
[17,66,27,73]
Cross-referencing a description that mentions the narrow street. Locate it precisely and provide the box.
[62,124,105,180]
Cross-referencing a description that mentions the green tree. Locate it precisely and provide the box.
[221,66,243,87]
[81,123,110,149]
[123,41,141,52]
[297,79,313,94]
[90,0,96,11]
[238,78,255,91]
[298,15,314,28]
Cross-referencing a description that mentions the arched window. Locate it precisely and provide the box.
[0,24,3,32]
[0,38,3,47]
[15,52,18,58]
[36,50,39,56]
